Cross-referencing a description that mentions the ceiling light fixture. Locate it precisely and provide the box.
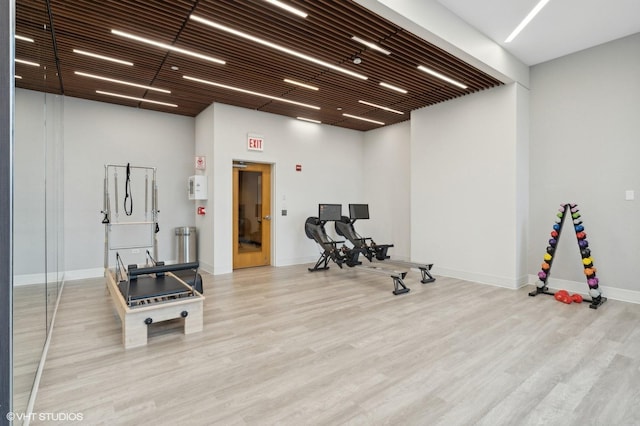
[15,35,34,43]
[75,71,171,93]
[342,113,385,126]
[417,65,468,89]
[73,49,134,66]
[111,29,226,65]
[505,0,551,43]
[264,0,308,18]
[15,59,39,67]
[95,90,177,107]
[358,100,403,115]
[351,36,391,55]
[15,75,22,79]
[284,79,319,91]
[297,117,321,124]
[379,82,407,94]
[190,14,367,81]
[183,75,321,110]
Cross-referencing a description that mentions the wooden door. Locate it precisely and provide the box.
[233,162,272,269]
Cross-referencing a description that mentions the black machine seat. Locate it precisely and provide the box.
[116,259,204,307]
[119,274,191,303]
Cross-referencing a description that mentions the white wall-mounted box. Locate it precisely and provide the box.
[189,175,207,200]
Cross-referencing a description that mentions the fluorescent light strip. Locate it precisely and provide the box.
[15,35,34,43]
[111,29,226,65]
[15,75,22,79]
[379,82,407,94]
[75,71,170,93]
[505,0,551,43]
[95,90,177,107]
[417,65,468,89]
[284,79,319,91]
[358,100,403,115]
[342,113,385,126]
[264,0,307,18]
[184,75,320,110]
[351,36,391,55]
[297,117,321,124]
[15,58,39,67]
[190,14,367,81]
[73,49,133,66]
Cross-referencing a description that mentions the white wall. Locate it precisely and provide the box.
[361,121,412,260]
[410,83,528,288]
[199,103,365,275]
[61,96,195,277]
[529,33,640,300]
[194,103,215,272]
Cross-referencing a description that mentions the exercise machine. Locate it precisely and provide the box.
[305,204,411,295]
[335,204,436,284]
[102,163,205,348]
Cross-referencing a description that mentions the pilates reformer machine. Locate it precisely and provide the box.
[335,204,435,284]
[306,204,416,295]
[102,163,204,349]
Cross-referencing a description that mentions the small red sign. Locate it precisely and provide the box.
[248,134,264,151]
[295,164,302,172]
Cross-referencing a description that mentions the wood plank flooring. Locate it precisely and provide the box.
[30,265,640,425]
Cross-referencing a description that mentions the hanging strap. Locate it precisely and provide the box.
[124,163,133,216]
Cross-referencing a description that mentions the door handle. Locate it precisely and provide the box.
[263,215,271,220]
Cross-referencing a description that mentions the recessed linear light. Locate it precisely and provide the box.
[111,29,226,65]
[358,100,403,115]
[15,59,39,67]
[264,0,307,18]
[15,75,22,79]
[417,65,468,90]
[73,49,134,66]
[379,82,407,94]
[15,35,34,43]
[342,113,385,126]
[190,14,367,81]
[75,71,171,93]
[284,79,319,91]
[505,0,551,43]
[297,117,321,124]
[351,36,391,55]
[184,75,320,110]
[95,90,177,108]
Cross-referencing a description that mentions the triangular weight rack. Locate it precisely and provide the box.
[529,203,607,309]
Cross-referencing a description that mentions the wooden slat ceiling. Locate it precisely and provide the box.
[15,0,503,131]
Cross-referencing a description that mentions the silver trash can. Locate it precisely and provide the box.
[175,226,197,263]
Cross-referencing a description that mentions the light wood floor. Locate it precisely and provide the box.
[30,264,640,425]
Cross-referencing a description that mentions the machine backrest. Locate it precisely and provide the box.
[334,216,366,248]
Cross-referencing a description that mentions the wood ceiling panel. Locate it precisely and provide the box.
[14,0,503,131]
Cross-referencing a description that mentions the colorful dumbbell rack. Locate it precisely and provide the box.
[529,203,607,309]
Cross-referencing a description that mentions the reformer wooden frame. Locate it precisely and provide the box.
[103,164,204,349]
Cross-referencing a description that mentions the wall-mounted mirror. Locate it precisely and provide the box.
[13,0,64,415]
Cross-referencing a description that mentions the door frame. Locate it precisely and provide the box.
[232,161,272,269]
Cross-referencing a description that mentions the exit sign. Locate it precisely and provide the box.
[248,134,264,151]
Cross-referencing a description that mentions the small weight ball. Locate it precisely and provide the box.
[589,288,602,298]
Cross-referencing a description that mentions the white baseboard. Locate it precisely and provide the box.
[436,266,528,290]
[13,272,63,286]
[527,275,640,304]
[63,268,104,281]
